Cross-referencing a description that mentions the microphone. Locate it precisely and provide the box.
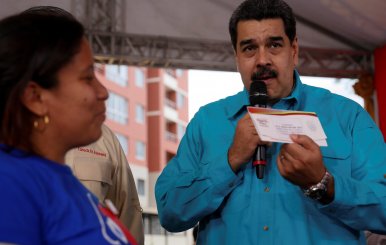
[249,80,268,179]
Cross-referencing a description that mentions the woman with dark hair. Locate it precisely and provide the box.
[0,6,137,245]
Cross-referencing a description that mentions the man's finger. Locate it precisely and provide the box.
[290,134,318,151]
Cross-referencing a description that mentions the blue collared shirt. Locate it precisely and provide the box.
[155,72,386,245]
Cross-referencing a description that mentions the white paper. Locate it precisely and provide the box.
[247,107,327,146]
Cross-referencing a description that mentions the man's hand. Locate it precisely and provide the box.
[277,134,326,188]
[228,113,267,172]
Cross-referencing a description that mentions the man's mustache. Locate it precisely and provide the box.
[251,66,278,81]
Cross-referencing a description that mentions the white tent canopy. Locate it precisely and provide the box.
[121,0,386,51]
[1,0,385,77]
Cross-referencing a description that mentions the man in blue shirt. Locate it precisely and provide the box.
[155,0,386,244]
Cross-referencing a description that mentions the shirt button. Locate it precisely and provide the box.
[264,187,270,192]
[263,226,269,231]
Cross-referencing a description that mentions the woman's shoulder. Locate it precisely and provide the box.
[0,147,73,193]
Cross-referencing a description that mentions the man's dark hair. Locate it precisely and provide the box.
[0,6,85,150]
[229,0,296,51]
[22,6,77,18]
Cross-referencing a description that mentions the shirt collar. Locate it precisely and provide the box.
[281,70,302,102]
[225,89,250,119]
[225,70,303,119]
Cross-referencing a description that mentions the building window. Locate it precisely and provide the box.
[143,213,163,235]
[115,133,128,155]
[105,64,128,86]
[176,69,184,77]
[143,213,185,236]
[177,92,185,108]
[177,124,186,140]
[143,214,150,235]
[135,69,145,88]
[165,69,176,77]
[135,104,145,124]
[94,63,104,74]
[107,92,128,124]
[137,179,145,196]
[135,141,146,160]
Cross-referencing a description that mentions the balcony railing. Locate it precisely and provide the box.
[165,98,177,109]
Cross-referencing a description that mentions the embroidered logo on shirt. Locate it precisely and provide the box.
[77,147,107,157]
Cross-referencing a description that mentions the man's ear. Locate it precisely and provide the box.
[292,36,299,67]
[21,81,48,117]
[234,49,240,72]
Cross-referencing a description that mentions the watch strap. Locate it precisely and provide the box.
[303,170,331,200]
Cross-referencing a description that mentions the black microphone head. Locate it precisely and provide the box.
[249,80,268,106]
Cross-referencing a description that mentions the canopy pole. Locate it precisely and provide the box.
[374,45,386,138]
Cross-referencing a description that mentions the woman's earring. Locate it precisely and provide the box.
[43,115,50,124]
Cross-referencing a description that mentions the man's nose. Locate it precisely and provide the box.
[255,48,271,67]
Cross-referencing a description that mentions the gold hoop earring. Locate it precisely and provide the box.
[33,115,49,131]
[44,115,50,124]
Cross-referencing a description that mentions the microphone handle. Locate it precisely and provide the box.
[253,103,267,179]
[253,144,266,179]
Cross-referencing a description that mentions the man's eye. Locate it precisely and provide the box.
[270,42,282,48]
[243,46,256,52]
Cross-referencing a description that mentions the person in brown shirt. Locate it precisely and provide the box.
[66,124,144,245]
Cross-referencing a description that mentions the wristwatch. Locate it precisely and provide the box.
[303,170,332,201]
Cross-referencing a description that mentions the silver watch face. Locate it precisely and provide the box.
[303,171,331,200]
[307,186,327,200]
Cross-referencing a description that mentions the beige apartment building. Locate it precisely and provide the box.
[96,64,192,245]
